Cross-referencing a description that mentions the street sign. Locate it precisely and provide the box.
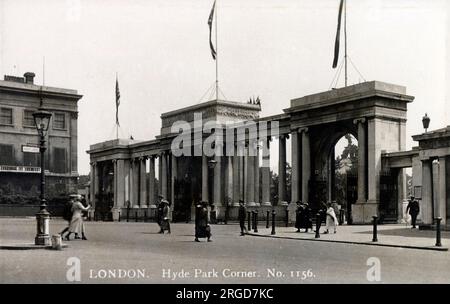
[22,145,40,153]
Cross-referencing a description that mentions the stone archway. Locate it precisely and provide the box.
[288,81,412,223]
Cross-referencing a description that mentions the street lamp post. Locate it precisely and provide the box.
[33,108,52,246]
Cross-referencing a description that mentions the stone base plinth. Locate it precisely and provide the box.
[351,202,379,224]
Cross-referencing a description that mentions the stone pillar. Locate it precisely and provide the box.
[124,159,130,205]
[161,152,168,199]
[300,129,310,203]
[116,159,125,208]
[148,156,156,208]
[238,143,245,201]
[246,143,256,206]
[261,138,271,206]
[232,155,240,206]
[226,156,233,206]
[291,129,300,203]
[158,155,162,196]
[421,160,433,225]
[93,162,99,205]
[432,159,440,221]
[89,162,96,207]
[113,160,118,207]
[355,118,367,203]
[202,154,209,203]
[278,135,288,205]
[254,143,260,206]
[171,153,177,207]
[327,149,335,203]
[213,147,222,207]
[397,168,407,222]
[133,159,140,208]
[438,157,447,225]
[140,157,148,208]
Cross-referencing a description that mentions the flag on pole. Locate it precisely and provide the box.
[115,75,120,126]
[332,0,344,68]
[208,0,217,60]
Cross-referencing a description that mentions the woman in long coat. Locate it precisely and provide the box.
[324,203,338,234]
[65,198,91,241]
[195,201,212,242]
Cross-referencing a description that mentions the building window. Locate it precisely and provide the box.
[0,144,14,165]
[53,147,67,173]
[0,108,13,125]
[23,152,40,167]
[53,113,66,130]
[23,109,35,127]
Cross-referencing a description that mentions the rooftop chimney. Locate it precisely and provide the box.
[23,72,35,84]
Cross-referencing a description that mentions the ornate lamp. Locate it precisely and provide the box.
[33,108,52,246]
[422,113,430,133]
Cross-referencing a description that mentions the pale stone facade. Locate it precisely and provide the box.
[88,81,418,224]
[0,72,82,211]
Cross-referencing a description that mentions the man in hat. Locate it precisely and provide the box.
[157,195,165,233]
[161,199,171,234]
[238,200,247,236]
[406,196,420,229]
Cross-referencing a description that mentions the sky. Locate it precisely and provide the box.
[0,0,449,175]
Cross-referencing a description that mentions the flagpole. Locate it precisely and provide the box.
[215,0,219,101]
[344,0,348,87]
[116,72,119,140]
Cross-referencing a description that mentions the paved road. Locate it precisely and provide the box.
[1,218,449,283]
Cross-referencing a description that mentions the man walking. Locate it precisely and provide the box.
[406,196,420,229]
[238,200,247,236]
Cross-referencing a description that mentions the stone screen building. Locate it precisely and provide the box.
[88,81,426,224]
[0,72,82,214]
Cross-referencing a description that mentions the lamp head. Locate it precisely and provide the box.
[33,108,52,135]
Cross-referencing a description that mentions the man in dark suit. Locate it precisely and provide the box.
[238,200,247,236]
[406,196,420,229]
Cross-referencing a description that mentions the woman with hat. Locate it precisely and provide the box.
[65,195,91,241]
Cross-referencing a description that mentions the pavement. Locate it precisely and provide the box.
[1,218,450,283]
[246,223,449,251]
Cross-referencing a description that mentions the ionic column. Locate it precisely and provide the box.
[161,152,168,199]
[213,145,222,207]
[238,143,245,201]
[130,159,139,208]
[158,155,162,196]
[246,142,256,206]
[89,162,96,207]
[202,154,209,203]
[438,157,447,225]
[354,118,367,203]
[139,157,148,208]
[113,159,118,207]
[226,156,233,206]
[171,153,177,206]
[261,137,271,206]
[397,168,406,222]
[300,128,310,203]
[116,159,125,208]
[148,156,156,208]
[254,142,260,206]
[291,129,300,203]
[232,154,240,206]
[278,135,288,205]
[129,159,134,206]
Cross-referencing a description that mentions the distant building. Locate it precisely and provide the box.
[0,72,82,212]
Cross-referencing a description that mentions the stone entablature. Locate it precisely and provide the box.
[160,99,261,134]
[289,81,412,109]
